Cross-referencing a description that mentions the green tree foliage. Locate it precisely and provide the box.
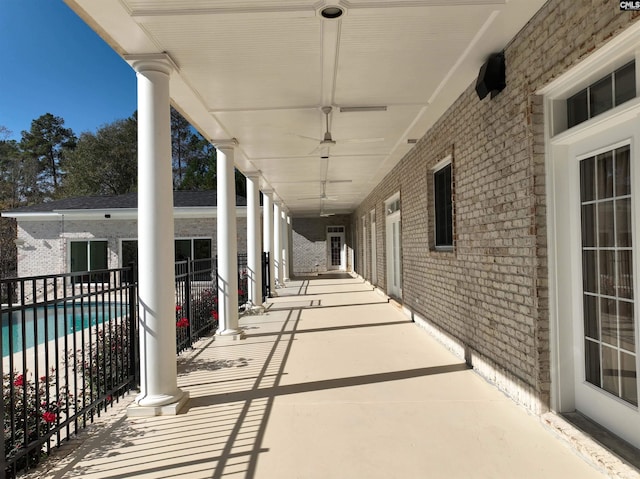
[0,127,18,280]
[0,128,22,209]
[19,113,76,199]
[171,107,193,186]
[180,139,217,190]
[63,116,138,196]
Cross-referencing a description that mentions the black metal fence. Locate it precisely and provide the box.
[0,253,272,476]
[262,252,270,302]
[0,268,137,478]
[174,254,267,354]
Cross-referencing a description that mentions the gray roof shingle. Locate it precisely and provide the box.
[3,190,247,214]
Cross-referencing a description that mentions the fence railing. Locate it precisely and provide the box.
[174,254,267,354]
[0,268,137,478]
[0,253,271,477]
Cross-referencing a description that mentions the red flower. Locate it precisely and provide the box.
[42,411,57,424]
[40,376,48,383]
[13,375,24,387]
[176,317,189,328]
[212,311,219,320]
[175,305,182,312]
[238,289,244,296]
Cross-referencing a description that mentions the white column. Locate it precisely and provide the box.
[278,209,286,285]
[246,172,263,306]
[214,140,241,338]
[263,191,276,296]
[125,53,186,413]
[283,214,291,281]
[273,201,282,287]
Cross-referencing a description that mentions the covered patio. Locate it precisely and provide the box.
[42,0,640,474]
[26,274,620,478]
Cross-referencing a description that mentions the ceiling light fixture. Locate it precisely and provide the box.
[321,6,343,19]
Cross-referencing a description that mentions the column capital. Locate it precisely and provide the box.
[124,53,178,75]
[245,170,261,180]
[212,138,239,150]
[262,189,274,197]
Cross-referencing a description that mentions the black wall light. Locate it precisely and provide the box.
[475,52,506,100]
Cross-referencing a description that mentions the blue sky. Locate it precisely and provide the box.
[0,1,137,141]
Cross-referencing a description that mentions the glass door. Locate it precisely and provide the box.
[327,226,345,271]
[579,145,637,406]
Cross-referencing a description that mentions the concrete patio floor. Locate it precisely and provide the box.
[29,274,634,478]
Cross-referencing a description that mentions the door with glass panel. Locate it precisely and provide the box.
[385,195,402,299]
[576,142,639,444]
[362,216,368,279]
[327,226,346,271]
[371,209,378,285]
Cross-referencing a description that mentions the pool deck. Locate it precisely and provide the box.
[25,273,639,478]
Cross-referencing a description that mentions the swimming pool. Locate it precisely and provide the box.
[1,302,128,357]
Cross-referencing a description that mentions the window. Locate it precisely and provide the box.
[386,198,401,215]
[580,145,637,406]
[567,61,636,129]
[122,240,138,266]
[122,238,213,280]
[70,240,108,282]
[433,162,453,249]
[121,238,212,264]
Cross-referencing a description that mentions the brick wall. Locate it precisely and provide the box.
[353,1,640,412]
[16,216,248,277]
[291,215,352,274]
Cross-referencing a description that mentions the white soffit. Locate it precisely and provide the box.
[64,0,547,216]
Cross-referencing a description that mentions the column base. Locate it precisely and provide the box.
[216,328,245,341]
[244,303,266,315]
[127,391,190,417]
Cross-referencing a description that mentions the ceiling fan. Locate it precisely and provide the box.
[297,181,339,201]
[304,106,384,153]
[319,106,336,145]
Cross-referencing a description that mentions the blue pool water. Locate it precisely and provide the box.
[1,303,127,356]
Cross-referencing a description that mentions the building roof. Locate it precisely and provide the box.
[3,190,247,215]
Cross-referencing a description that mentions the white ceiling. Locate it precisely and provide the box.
[64,0,547,217]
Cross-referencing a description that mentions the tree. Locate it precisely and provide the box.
[63,116,137,196]
[0,126,18,281]
[171,107,192,186]
[180,140,217,190]
[20,113,76,199]
[0,128,22,208]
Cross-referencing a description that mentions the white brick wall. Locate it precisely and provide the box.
[16,216,248,277]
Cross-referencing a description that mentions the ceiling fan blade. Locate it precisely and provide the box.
[341,137,385,144]
[294,133,321,142]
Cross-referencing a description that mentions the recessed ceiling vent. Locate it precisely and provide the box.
[320,6,344,19]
